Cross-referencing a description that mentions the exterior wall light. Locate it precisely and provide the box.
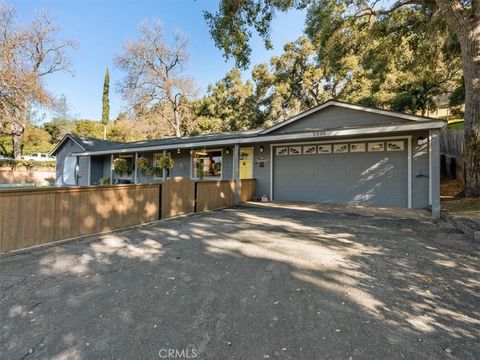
[177,148,181,154]
[225,148,230,155]
[259,146,265,153]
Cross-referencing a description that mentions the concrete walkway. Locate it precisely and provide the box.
[1,202,479,359]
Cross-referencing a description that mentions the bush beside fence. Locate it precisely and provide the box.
[0,178,256,253]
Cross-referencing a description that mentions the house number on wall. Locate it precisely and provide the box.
[313,130,327,137]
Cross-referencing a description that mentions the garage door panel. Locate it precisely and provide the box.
[273,140,408,208]
[274,154,318,202]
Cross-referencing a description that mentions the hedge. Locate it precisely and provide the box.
[0,159,56,170]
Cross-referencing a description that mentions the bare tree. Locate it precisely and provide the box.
[0,4,75,158]
[115,20,197,138]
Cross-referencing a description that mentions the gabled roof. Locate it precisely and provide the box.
[50,134,123,156]
[259,99,443,134]
[66,101,445,156]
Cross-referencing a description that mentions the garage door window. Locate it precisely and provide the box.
[276,147,288,155]
[334,144,348,153]
[318,145,331,154]
[303,145,317,154]
[350,143,366,153]
[289,146,302,155]
[387,141,404,151]
[368,142,384,152]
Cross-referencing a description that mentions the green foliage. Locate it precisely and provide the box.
[99,177,110,185]
[196,68,257,132]
[136,157,151,173]
[44,118,75,143]
[205,0,462,118]
[113,158,133,175]
[195,160,204,180]
[22,125,54,155]
[72,120,104,138]
[159,156,174,170]
[0,159,55,170]
[102,68,110,126]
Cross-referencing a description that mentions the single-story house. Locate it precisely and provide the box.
[51,100,446,217]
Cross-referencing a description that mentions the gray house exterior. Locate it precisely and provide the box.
[51,101,446,217]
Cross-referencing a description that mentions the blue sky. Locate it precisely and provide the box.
[13,0,306,121]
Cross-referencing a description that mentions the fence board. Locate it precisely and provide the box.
[161,177,195,218]
[0,184,160,253]
[196,180,234,212]
[239,179,256,202]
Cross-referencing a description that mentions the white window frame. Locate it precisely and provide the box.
[190,148,223,180]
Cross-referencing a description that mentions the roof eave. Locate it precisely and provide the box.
[259,100,444,135]
[50,134,86,156]
[72,121,445,156]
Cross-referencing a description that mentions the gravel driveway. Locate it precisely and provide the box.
[1,202,479,360]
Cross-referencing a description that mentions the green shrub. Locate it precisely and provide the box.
[0,159,55,170]
[99,177,110,185]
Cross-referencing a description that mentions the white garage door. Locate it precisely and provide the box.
[273,140,409,208]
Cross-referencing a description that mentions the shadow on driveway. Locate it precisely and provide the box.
[1,202,479,359]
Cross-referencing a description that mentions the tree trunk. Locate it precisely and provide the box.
[461,43,480,196]
[435,0,480,196]
[173,107,181,138]
[12,133,22,160]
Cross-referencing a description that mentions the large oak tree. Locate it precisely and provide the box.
[205,0,480,196]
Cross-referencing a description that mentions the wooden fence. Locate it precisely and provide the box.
[0,168,55,185]
[0,178,256,252]
[161,177,195,218]
[440,129,464,181]
[0,184,160,252]
[196,180,235,212]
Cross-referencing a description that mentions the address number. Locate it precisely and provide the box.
[313,130,327,136]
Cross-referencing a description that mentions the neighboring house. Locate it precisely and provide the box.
[51,100,446,217]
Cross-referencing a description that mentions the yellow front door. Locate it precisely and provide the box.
[239,148,253,179]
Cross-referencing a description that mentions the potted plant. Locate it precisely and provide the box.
[196,160,204,180]
[136,156,151,174]
[159,156,174,171]
[113,158,133,177]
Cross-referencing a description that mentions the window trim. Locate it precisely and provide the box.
[190,148,223,181]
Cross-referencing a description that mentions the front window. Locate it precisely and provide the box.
[192,150,222,179]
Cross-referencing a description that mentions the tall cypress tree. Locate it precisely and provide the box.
[101,68,110,139]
